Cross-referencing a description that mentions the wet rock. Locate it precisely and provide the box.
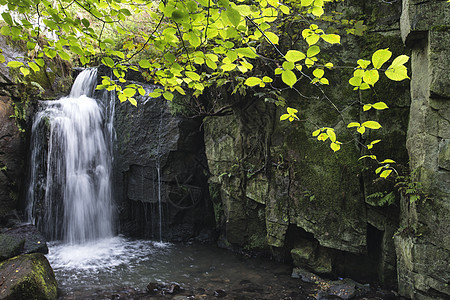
[0,253,57,300]
[213,289,227,298]
[166,283,182,295]
[146,282,163,295]
[0,234,24,261]
[1,223,48,255]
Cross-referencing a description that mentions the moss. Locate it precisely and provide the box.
[431,25,450,32]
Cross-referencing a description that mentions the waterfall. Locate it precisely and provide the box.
[27,68,114,244]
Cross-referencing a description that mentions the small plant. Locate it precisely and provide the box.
[395,174,429,203]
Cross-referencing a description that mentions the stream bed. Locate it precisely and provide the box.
[47,236,398,299]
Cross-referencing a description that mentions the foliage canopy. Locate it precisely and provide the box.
[0,0,410,178]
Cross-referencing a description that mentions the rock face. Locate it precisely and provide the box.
[0,36,72,224]
[0,253,57,300]
[396,1,450,299]
[110,80,215,241]
[205,0,409,289]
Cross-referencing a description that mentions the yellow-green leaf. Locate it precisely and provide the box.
[347,122,360,128]
[281,70,297,87]
[313,68,324,78]
[385,64,409,81]
[330,142,340,152]
[372,102,389,110]
[163,91,174,101]
[245,77,262,86]
[186,71,201,81]
[20,67,30,76]
[321,34,340,44]
[226,7,241,27]
[7,61,24,68]
[362,121,382,129]
[326,128,336,142]
[307,45,320,57]
[363,69,379,85]
[221,63,237,71]
[264,31,279,44]
[380,169,392,178]
[372,48,392,69]
[380,159,396,164]
[285,50,306,62]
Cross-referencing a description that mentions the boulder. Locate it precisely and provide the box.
[0,253,57,300]
[1,224,48,255]
[0,235,24,262]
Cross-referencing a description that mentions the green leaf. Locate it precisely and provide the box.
[330,142,340,152]
[363,69,379,85]
[363,104,372,111]
[312,129,321,137]
[264,31,279,44]
[357,126,366,134]
[380,159,396,164]
[1,12,13,26]
[327,128,336,142]
[102,57,114,67]
[58,51,71,61]
[123,88,136,98]
[262,76,273,83]
[70,45,84,56]
[349,76,362,87]
[321,34,340,44]
[226,7,241,27]
[221,63,237,71]
[128,98,137,106]
[172,9,188,22]
[27,41,36,50]
[380,169,392,178]
[280,114,290,121]
[359,155,377,160]
[306,34,320,45]
[236,47,258,58]
[287,107,298,115]
[281,70,297,88]
[282,61,295,71]
[35,59,45,67]
[139,59,151,69]
[20,67,30,76]
[385,64,409,81]
[245,77,262,87]
[7,61,24,68]
[28,62,40,72]
[307,45,320,57]
[301,0,314,6]
[357,59,371,69]
[186,71,201,81]
[313,68,324,78]
[285,50,306,62]
[311,6,324,16]
[362,121,382,129]
[390,55,409,68]
[372,102,389,110]
[347,122,360,128]
[163,91,174,101]
[138,87,146,96]
[372,48,392,69]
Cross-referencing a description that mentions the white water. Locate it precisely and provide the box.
[27,69,114,244]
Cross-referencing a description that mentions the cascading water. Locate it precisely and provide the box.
[27,68,114,244]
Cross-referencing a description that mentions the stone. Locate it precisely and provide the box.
[0,234,24,262]
[0,253,57,300]
[1,224,48,255]
[109,78,214,241]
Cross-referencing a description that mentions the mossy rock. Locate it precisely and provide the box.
[0,235,24,262]
[0,253,57,300]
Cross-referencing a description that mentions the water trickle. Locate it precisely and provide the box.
[27,68,114,244]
